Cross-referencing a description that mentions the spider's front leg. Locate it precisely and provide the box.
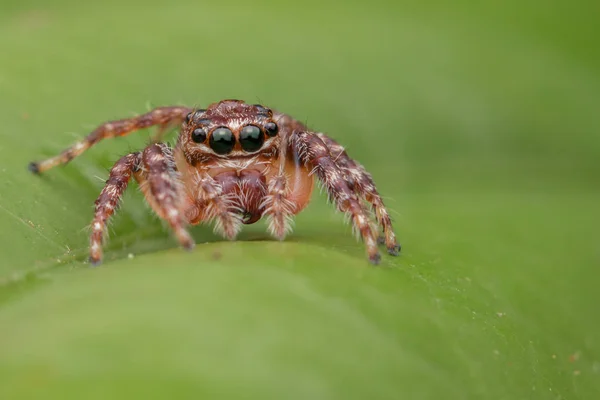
[292,131,383,264]
[90,143,194,265]
[261,134,310,240]
[261,173,297,240]
[134,143,194,252]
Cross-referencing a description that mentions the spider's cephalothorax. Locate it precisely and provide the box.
[29,99,400,265]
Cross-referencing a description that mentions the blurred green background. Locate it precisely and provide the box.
[0,0,599,398]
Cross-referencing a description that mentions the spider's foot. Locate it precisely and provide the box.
[369,252,382,265]
[266,222,291,242]
[377,235,401,256]
[388,243,401,256]
[270,226,289,241]
[178,231,195,252]
[182,240,195,252]
[28,162,40,174]
[88,256,102,267]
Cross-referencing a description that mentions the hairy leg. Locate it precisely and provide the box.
[262,172,296,240]
[29,106,192,174]
[89,152,141,265]
[135,143,194,251]
[316,133,400,255]
[194,173,243,240]
[292,131,382,264]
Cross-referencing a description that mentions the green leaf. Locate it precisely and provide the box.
[1,0,599,399]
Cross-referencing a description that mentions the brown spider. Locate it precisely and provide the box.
[29,99,400,265]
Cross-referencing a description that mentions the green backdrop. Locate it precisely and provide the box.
[0,0,598,398]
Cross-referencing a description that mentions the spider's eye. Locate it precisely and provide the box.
[264,122,278,137]
[186,109,206,124]
[239,125,264,152]
[209,127,235,154]
[191,128,207,143]
[253,104,270,115]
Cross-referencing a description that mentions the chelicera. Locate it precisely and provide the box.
[29,100,400,265]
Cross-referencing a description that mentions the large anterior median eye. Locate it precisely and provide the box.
[239,125,264,152]
[209,127,235,154]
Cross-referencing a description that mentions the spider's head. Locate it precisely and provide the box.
[180,99,279,161]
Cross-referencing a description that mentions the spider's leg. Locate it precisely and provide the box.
[29,106,193,174]
[292,131,381,264]
[134,143,194,251]
[262,173,296,240]
[261,133,297,240]
[194,173,243,240]
[89,152,141,265]
[316,133,400,256]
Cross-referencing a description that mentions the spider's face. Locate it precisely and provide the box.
[181,99,279,160]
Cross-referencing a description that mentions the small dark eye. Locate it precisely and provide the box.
[264,122,278,137]
[253,104,270,115]
[240,125,264,152]
[192,128,207,143]
[210,127,235,154]
[185,112,193,124]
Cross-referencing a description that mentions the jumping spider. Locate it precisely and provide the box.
[29,100,400,265]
